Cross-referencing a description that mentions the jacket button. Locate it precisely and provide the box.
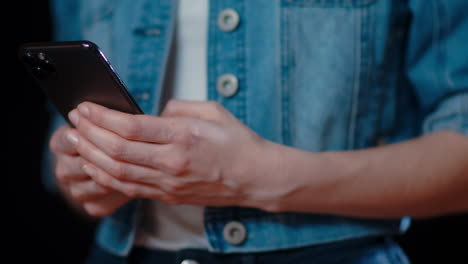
[180,260,200,264]
[223,221,247,245]
[216,74,239,98]
[217,8,240,32]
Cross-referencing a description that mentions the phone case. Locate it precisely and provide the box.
[18,41,143,125]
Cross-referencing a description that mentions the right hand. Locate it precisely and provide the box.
[50,125,130,217]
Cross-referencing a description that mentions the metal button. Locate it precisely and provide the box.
[217,8,240,32]
[216,74,239,98]
[223,221,247,245]
[180,260,200,264]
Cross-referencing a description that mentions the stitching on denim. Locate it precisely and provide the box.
[384,238,411,264]
[280,6,292,146]
[238,0,247,123]
[425,113,465,133]
[244,4,252,128]
[207,1,217,103]
[365,2,379,144]
[285,9,293,147]
[439,0,455,89]
[363,4,376,146]
[283,0,377,7]
[422,92,468,133]
[431,0,442,94]
[425,89,468,117]
[153,1,177,112]
[205,216,223,252]
[347,4,363,149]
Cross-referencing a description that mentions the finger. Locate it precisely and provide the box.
[68,179,111,202]
[161,100,228,121]
[81,162,167,200]
[83,192,129,217]
[49,125,79,155]
[55,154,89,183]
[73,102,189,144]
[73,125,181,178]
[72,110,173,169]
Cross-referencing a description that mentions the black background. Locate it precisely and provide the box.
[6,0,467,263]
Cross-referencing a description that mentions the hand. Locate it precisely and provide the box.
[49,125,131,217]
[68,100,282,210]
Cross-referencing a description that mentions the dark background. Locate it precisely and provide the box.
[6,0,467,263]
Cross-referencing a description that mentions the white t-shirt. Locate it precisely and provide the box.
[134,0,210,250]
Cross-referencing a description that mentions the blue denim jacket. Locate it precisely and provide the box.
[47,0,468,257]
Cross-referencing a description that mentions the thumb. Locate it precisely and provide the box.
[161,100,227,121]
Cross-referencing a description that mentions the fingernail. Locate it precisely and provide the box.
[66,132,79,146]
[78,104,90,117]
[82,164,96,177]
[68,110,79,125]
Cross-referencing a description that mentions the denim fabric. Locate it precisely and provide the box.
[47,0,468,258]
[85,237,411,264]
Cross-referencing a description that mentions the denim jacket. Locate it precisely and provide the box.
[46,0,468,257]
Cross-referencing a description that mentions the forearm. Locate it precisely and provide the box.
[263,131,468,219]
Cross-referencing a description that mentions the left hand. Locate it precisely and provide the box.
[68,100,281,210]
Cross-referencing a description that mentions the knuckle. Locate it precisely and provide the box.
[186,124,202,147]
[110,162,128,180]
[95,173,114,189]
[207,101,227,120]
[163,100,180,115]
[69,187,85,201]
[120,118,142,139]
[164,180,185,193]
[54,163,68,183]
[106,139,127,160]
[123,185,139,198]
[174,129,192,146]
[97,185,112,195]
[158,122,178,142]
[164,155,189,176]
[208,101,224,114]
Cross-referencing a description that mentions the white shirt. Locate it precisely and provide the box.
[134,0,210,251]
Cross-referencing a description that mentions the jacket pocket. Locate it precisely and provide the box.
[279,0,378,151]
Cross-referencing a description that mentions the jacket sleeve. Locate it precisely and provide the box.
[406,0,468,136]
[41,0,83,192]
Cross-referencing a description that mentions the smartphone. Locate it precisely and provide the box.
[18,41,143,125]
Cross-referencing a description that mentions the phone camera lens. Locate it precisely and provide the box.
[25,52,56,80]
[23,52,37,66]
[32,65,48,79]
[41,59,56,73]
[37,52,46,61]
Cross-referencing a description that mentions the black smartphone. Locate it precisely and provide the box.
[18,41,143,125]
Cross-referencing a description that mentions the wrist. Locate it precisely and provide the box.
[247,144,346,214]
[239,139,307,212]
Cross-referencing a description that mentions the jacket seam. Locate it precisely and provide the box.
[347,3,363,149]
[283,0,377,7]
